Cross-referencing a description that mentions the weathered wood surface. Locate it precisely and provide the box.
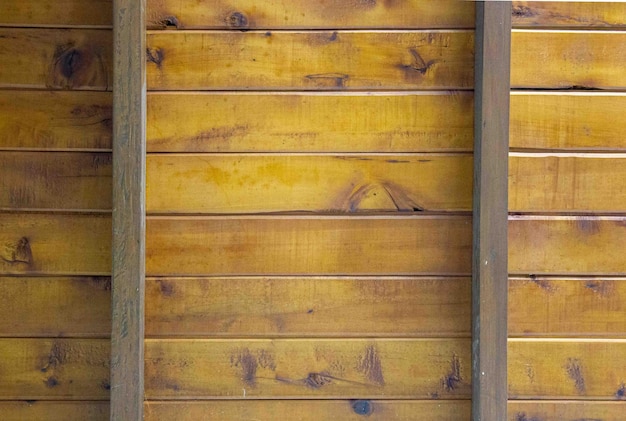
[0,401,109,421]
[508,401,626,421]
[0,213,111,275]
[0,29,111,90]
[0,277,110,337]
[147,92,473,153]
[145,339,471,399]
[511,30,626,90]
[145,277,470,337]
[0,91,112,150]
[145,216,472,276]
[0,152,112,210]
[509,339,626,399]
[144,400,471,421]
[512,2,626,28]
[510,93,626,151]
[146,31,474,90]
[0,0,112,27]
[146,154,472,213]
[0,338,109,399]
[146,0,474,30]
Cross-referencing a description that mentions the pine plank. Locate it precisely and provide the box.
[0,401,109,421]
[0,277,110,337]
[146,154,472,213]
[508,401,626,421]
[0,0,112,27]
[145,339,471,399]
[145,277,470,337]
[509,339,626,399]
[512,1,626,28]
[146,31,474,90]
[144,400,471,421]
[0,91,112,150]
[146,0,474,30]
[511,30,626,90]
[510,93,626,151]
[509,277,626,337]
[0,29,111,91]
[0,338,109,399]
[508,216,626,275]
[0,152,111,210]
[0,213,111,275]
[147,92,473,153]
[145,216,472,276]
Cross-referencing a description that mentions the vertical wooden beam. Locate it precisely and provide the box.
[111,0,145,420]
[473,2,511,421]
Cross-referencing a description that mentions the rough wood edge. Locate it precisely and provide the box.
[111,0,146,420]
[472,2,511,421]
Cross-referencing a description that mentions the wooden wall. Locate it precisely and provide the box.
[0,1,112,419]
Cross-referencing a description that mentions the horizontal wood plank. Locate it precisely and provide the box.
[0,401,108,421]
[511,30,626,90]
[146,0,474,30]
[510,93,626,151]
[0,29,111,91]
[509,277,626,337]
[146,31,474,90]
[145,339,471,399]
[0,152,112,210]
[0,277,110,337]
[147,92,473,152]
[509,339,626,399]
[0,0,112,27]
[144,400,471,420]
[0,213,111,275]
[145,277,470,337]
[0,338,109,399]
[508,401,626,421]
[145,216,472,276]
[512,1,626,28]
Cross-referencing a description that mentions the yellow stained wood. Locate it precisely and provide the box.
[0,401,108,421]
[147,92,473,152]
[509,155,626,212]
[0,29,111,90]
[145,216,472,276]
[510,93,626,151]
[509,278,626,337]
[146,0,474,29]
[147,154,472,213]
[145,339,471,399]
[0,277,110,337]
[0,338,109,399]
[146,31,474,90]
[0,152,112,210]
[509,339,626,399]
[144,400,471,421]
[512,31,626,89]
[508,401,626,421]
[0,213,111,275]
[145,277,470,337]
[0,1,112,27]
[512,2,626,28]
[509,217,626,275]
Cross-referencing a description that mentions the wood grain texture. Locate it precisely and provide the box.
[508,216,626,275]
[0,338,109,399]
[146,31,474,90]
[146,0,474,30]
[0,212,111,275]
[511,30,626,90]
[145,339,471,399]
[0,152,112,210]
[0,91,112,150]
[0,401,108,421]
[147,92,473,153]
[145,216,472,276]
[0,29,111,91]
[512,1,626,28]
[510,93,626,151]
[146,154,472,213]
[509,277,626,337]
[0,277,111,338]
[144,400,471,421]
[0,0,112,27]
[509,339,626,399]
[508,401,626,421]
[145,277,470,337]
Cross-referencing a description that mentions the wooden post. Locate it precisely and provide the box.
[473,2,511,421]
[111,0,146,419]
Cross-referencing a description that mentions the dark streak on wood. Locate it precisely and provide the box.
[565,358,587,394]
[515,413,543,421]
[442,353,463,392]
[356,345,385,385]
[305,73,349,88]
[146,48,164,69]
